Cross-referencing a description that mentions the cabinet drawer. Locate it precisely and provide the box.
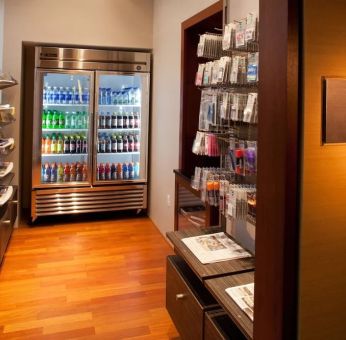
[204,310,247,340]
[166,255,218,340]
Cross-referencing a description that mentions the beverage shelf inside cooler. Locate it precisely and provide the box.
[42,153,88,157]
[43,104,89,108]
[42,129,89,132]
[98,104,141,108]
[98,128,140,132]
[97,152,140,155]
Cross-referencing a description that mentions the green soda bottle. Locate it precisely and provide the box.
[58,111,65,129]
[46,110,53,129]
[52,110,59,129]
[42,110,47,129]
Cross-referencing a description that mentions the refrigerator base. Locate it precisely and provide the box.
[31,184,147,222]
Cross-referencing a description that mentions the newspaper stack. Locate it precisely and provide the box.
[225,283,254,321]
[181,232,251,264]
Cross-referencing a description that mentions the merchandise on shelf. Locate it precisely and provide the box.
[41,133,88,155]
[43,85,89,105]
[97,111,140,129]
[42,110,88,129]
[97,132,139,153]
[41,161,88,183]
[98,86,141,105]
[96,162,140,181]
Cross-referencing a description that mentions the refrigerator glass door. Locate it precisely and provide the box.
[33,70,94,188]
[94,72,149,184]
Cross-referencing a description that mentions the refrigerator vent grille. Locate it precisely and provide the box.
[34,186,146,217]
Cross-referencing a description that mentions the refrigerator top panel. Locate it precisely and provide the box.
[35,47,151,73]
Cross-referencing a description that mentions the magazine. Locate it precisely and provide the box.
[225,283,254,321]
[181,232,251,264]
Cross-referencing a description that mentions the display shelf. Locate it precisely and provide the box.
[0,172,14,186]
[98,128,140,132]
[0,162,13,179]
[198,82,258,90]
[98,104,141,108]
[0,74,18,90]
[0,106,15,127]
[0,139,15,155]
[43,103,89,107]
[0,185,13,206]
[42,153,88,157]
[97,152,140,156]
[42,128,89,132]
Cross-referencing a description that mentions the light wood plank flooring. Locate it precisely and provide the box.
[0,216,179,339]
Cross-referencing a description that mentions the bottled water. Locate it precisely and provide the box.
[82,87,90,104]
[53,86,59,104]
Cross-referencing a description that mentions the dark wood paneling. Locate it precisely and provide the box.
[167,228,255,281]
[255,0,300,339]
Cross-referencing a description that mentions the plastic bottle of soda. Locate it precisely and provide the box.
[134,162,140,178]
[105,134,111,153]
[50,133,57,154]
[43,163,51,182]
[63,135,70,153]
[111,112,117,128]
[43,85,47,104]
[99,112,106,129]
[64,112,70,129]
[70,112,76,129]
[44,135,51,154]
[128,134,134,152]
[70,163,76,181]
[117,134,123,153]
[71,86,77,104]
[64,163,71,182]
[82,134,88,153]
[117,111,123,129]
[99,163,105,180]
[111,134,117,153]
[82,163,88,181]
[117,162,123,180]
[105,162,111,180]
[41,164,45,181]
[111,163,117,180]
[100,134,106,153]
[50,162,57,182]
[70,135,76,153]
[41,135,46,154]
[57,162,64,182]
[123,134,128,152]
[42,110,47,129]
[66,87,73,104]
[134,112,140,128]
[75,134,81,154]
[96,164,100,180]
[57,134,63,154]
[52,110,59,129]
[82,87,89,104]
[134,134,140,152]
[76,163,83,181]
[122,162,129,180]
[82,111,88,129]
[53,86,59,104]
[128,112,134,128]
[58,111,65,129]
[107,88,112,105]
[75,112,81,129]
[123,112,128,129]
[46,110,53,129]
[128,162,134,179]
[105,112,112,129]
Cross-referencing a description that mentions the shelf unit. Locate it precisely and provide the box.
[0,76,18,265]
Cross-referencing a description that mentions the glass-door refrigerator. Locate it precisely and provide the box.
[23,46,151,222]
[94,72,149,184]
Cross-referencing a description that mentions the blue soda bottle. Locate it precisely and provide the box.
[107,88,112,105]
[128,162,134,179]
[122,162,129,179]
[82,87,89,104]
[43,163,51,182]
[66,87,73,104]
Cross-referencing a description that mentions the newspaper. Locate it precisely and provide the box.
[225,283,254,321]
[181,232,251,264]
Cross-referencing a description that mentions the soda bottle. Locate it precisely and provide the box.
[117,162,123,180]
[123,112,128,129]
[60,86,67,104]
[128,112,134,128]
[64,163,71,182]
[53,86,59,104]
[52,110,59,129]
[42,110,47,129]
[128,134,134,152]
[57,134,63,154]
[117,111,123,129]
[111,163,117,180]
[123,134,128,152]
[129,87,135,104]
[41,135,46,154]
[58,86,64,104]
[134,162,140,178]
[122,87,129,104]
[111,112,117,128]
[99,163,105,180]
[50,133,57,154]
[41,164,45,181]
[43,85,47,104]
[105,134,111,153]
[46,110,53,129]
[134,134,140,152]
[122,162,129,179]
[76,111,83,129]
[70,163,77,181]
[107,88,112,105]
[57,162,64,182]
[63,135,70,153]
[82,87,89,104]
[76,162,83,181]
[111,134,117,153]
[82,163,88,181]
[65,112,71,129]
[70,112,76,129]
[58,111,65,129]
[99,112,106,129]
[47,86,53,104]
[70,135,76,153]
[117,134,123,152]
[75,134,81,154]
[82,111,88,129]
[100,134,106,153]
[50,162,57,182]
[112,90,117,104]
[105,112,112,129]
[128,162,134,179]
[96,164,100,181]
[105,162,111,180]
[134,112,140,128]
[43,163,51,182]
[75,86,81,104]
[66,87,73,104]
[135,87,141,104]
[44,135,51,154]
[82,134,88,153]
[71,86,77,104]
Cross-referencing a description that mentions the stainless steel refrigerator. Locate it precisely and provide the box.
[22,45,151,222]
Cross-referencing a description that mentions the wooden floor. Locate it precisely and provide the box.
[0,216,179,339]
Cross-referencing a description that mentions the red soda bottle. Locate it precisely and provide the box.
[64,163,70,182]
[70,163,76,181]
[76,162,83,181]
[105,162,111,180]
[82,163,88,181]
[99,163,105,180]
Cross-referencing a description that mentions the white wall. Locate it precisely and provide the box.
[150,0,218,236]
[2,0,153,185]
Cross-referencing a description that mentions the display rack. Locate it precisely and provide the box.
[0,73,18,265]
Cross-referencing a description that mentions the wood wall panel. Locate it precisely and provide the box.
[299,1,346,338]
